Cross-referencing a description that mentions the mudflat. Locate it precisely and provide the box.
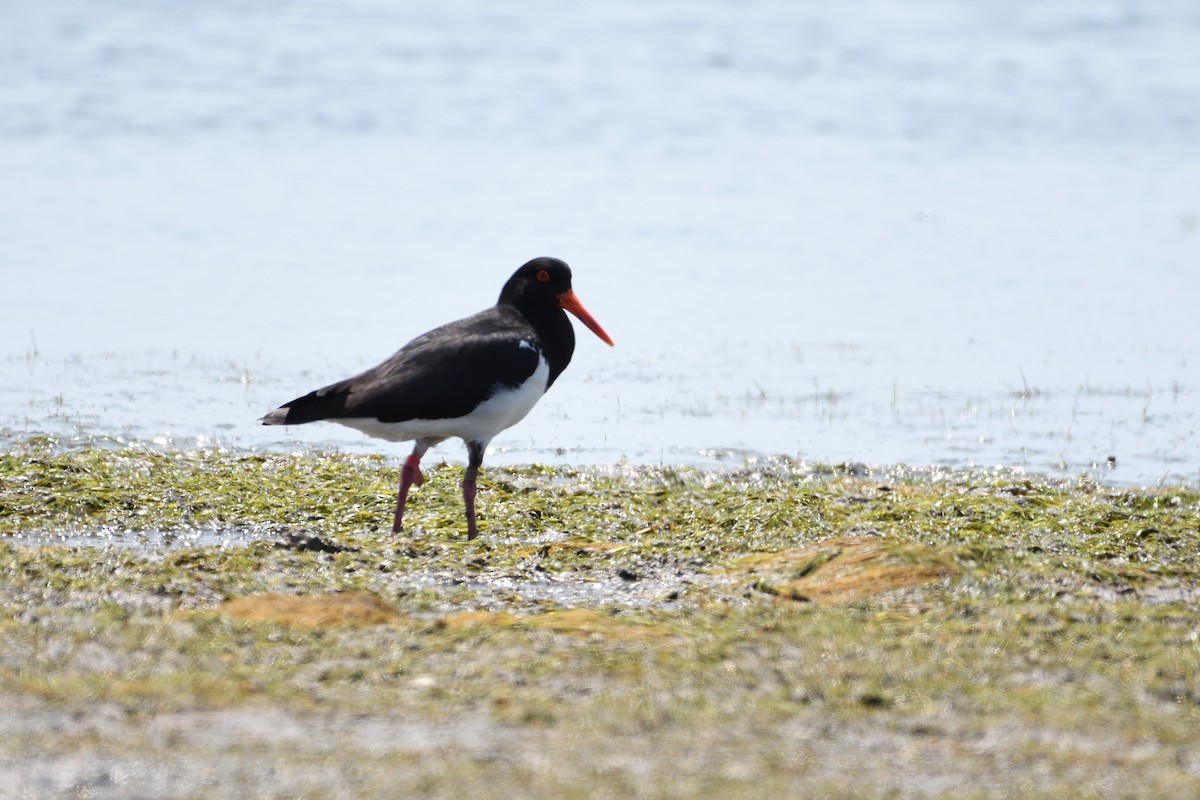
[2,446,1199,798]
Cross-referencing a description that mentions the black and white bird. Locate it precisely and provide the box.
[261,256,613,539]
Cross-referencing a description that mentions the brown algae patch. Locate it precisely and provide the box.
[217,591,407,629]
[735,536,959,604]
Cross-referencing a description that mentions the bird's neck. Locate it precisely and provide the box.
[505,300,575,387]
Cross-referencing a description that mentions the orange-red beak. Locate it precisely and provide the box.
[558,290,614,346]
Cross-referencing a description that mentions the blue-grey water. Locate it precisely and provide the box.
[2,0,1197,486]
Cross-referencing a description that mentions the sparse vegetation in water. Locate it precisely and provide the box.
[2,442,1199,798]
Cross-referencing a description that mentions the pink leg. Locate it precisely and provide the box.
[392,452,425,533]
[462,477,478,540]
[462,440,485,540]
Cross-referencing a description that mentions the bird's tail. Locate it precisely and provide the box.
[260,407,292,426]
[260,384,355,426]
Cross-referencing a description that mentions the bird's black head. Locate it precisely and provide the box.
[499,257,613,346]
[499,257,574,305]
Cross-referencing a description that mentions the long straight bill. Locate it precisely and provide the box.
[557,290,614,346]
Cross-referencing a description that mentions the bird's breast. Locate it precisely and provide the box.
[468,352,552,436]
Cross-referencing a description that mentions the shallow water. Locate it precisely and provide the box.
[2,0,1197,486]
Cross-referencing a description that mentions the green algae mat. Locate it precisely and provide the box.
[2,445,1199,798]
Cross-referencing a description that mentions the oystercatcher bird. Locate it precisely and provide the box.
[261,256,613,539]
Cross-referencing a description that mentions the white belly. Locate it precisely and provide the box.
[334,356,550,445]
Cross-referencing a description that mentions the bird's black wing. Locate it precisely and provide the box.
[263,307,544,425]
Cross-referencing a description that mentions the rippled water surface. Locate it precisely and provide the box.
[2,0,1197,486]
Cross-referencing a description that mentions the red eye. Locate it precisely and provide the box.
[536,269,551,283]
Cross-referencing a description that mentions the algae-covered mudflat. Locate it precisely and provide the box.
[2,444,1199,798]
